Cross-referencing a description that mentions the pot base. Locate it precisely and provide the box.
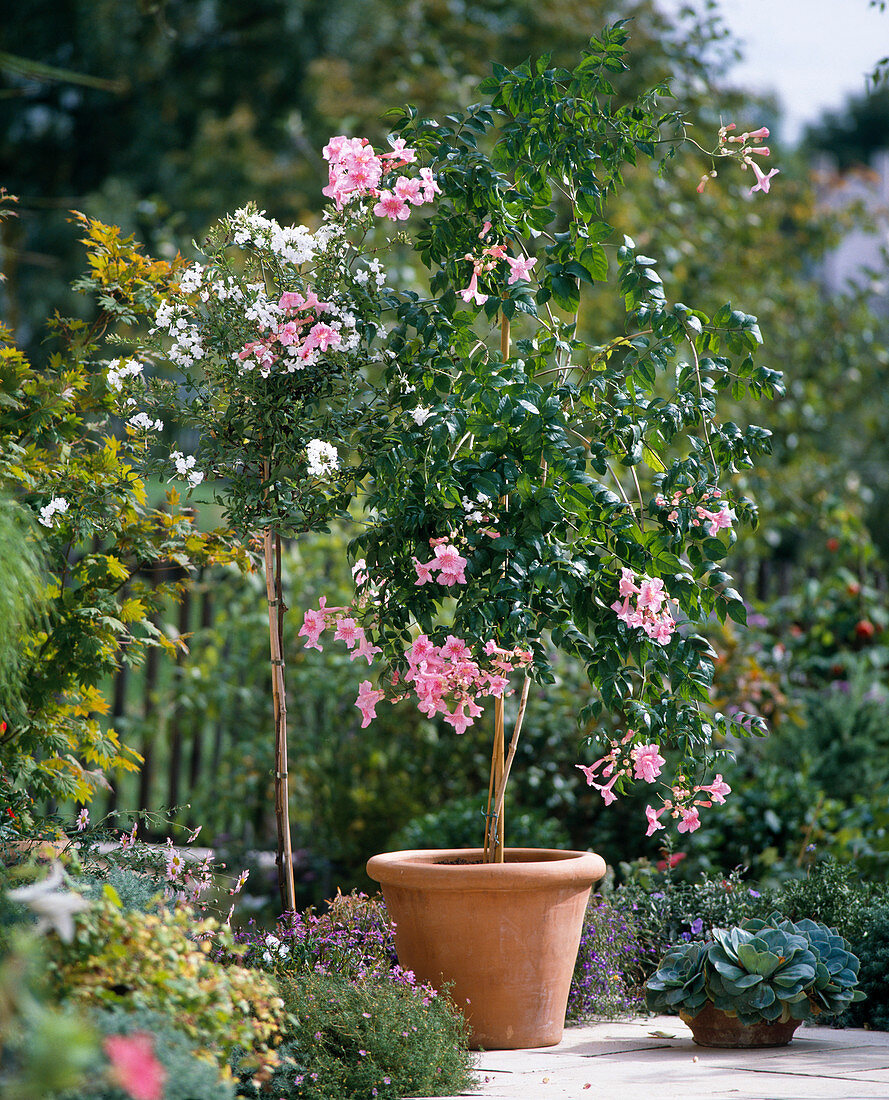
[680,1003,802,1048]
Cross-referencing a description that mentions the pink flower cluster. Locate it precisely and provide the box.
[298,596,382,664]
[698,123,778,196]
[459,221,537,305]
[237,288,343,376]
[413,539,469,586]
[577,733,732,836]
[644,774,732,836]
[611,568,676,646]
[396,635,532,734]
[576,730,666,806]
[654,486,735,537]
[298,593,532,733]
[322,135,441,219]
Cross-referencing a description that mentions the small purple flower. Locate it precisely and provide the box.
[748,889,761,898]
[690,918,704,935]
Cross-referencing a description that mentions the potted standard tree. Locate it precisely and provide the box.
[122,23,782,1050]
[302,27,784,1048]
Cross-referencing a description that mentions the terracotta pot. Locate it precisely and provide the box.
[680,1002,802,1047]
[366,846,606,1050]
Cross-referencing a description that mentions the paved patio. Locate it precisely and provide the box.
[419,1015,889,1099]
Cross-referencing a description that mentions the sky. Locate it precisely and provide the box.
[667,0,889,143]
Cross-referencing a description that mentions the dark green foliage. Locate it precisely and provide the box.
[846,904,889,1031]
[390,794,570,851]
[236,970,476,1100]
[0,497,44,711]
[616,866,775,965]
[777,858,888,946]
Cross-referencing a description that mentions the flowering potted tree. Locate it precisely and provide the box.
[301,26,782,1047]
[121,144,440,911]
[126,23,781,1047]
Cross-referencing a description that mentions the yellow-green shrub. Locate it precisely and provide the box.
[47,888,286,1078]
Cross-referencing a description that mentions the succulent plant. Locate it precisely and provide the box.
[644,941,709,1015]
[645,912,866,1026]
[744,913,865,1019]
[706,924,817,1024]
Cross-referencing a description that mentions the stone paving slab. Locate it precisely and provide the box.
[411,1016,889,1100]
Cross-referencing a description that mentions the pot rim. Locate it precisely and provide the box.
[366,847,606,891]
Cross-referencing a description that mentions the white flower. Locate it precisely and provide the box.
[178,263,205,295]
[75,808,89,831]
[171,451,204,488]
[38,496,69,528]
[7,862,89,943]
[410,406,433,426]
[106,358,143,391]
[128,413,164,432]
[306,439,339,478]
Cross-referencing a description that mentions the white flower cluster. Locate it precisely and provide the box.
[106,358,143,391]
[354,257,387,288]
[38,496,69,528]
[231,206,316,266]
[153,301,205,369]
[178,263,205,296]
[128,412,164,432]
[171,450,204,488]
[261,932,291,966]
[306,438,339,477]
[243,284,284,332]
[324,301,361,353]
[462,492,492,524]
[410,406,433,426]
[200,276,244,304]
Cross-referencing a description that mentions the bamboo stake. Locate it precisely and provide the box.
[262,460,296,913]
[490,676,532,831]
[483,315,513,863]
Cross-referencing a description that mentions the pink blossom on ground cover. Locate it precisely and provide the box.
[103,1033,166,1100]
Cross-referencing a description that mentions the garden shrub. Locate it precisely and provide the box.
[567,895,654,1022]
[235,969,476,1100]
[389,794,570,852]
[66,1007,237,1100]
[776,856,888,944]
[845,904,889,1031]
[0,205,244,827]
[614,865,775,968]
[234,890,403,987]
[47,890,286,1077]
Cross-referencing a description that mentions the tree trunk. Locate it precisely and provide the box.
[263,519,296,912]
